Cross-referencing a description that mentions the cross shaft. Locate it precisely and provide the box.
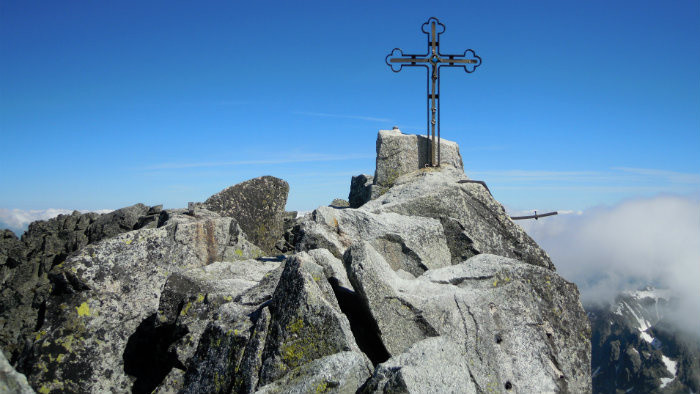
[386,17,481,166]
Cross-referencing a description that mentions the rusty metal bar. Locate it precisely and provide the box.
[390,58,431,63]
[457,179,492,194]
[510,211,558,221]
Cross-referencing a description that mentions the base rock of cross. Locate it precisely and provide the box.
[0,128,591,393]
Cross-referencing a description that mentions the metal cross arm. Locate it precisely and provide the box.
[386,17,482,167]
[510,210,559,221]
[388,55,479,66]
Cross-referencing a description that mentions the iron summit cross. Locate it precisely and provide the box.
[386,17,481,166]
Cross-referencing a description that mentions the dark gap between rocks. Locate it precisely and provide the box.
[328,277,390,366]
[123,314,187,394]
[34,300,47,331]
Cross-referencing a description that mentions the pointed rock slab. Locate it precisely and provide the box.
[204,176,289,254]
[362,165,555,270]
[346,242,591,392]
[257,253,362,386]
[296,206,451,277]
[256,351,372,394]
[373,128,463,196]
[24,210,262,393]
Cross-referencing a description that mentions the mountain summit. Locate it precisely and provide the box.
[1,129,591,393]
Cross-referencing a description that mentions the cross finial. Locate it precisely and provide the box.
[386,17,481,166]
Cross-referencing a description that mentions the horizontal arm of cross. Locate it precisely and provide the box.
[389,58,430,63]
[438,58,478,64]
[389,57,478,64]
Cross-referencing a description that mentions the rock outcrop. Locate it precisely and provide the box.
[204,176,289,255]
[0,204,162,365]
[24,208,262,393]
[0,129,591,393]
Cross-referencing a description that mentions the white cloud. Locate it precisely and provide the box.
[517,195,700,332]
[0,208,113,234]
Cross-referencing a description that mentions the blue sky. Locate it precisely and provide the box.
[2,0,699,214]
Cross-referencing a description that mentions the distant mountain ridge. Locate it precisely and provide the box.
[587,286,700,393]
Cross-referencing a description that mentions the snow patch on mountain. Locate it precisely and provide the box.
[660,355,677,388]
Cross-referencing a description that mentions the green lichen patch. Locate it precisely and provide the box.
[76,302,90,317]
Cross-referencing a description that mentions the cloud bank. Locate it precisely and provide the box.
[517,195,700,332]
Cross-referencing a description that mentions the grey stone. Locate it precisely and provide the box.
[345,243,591,392]
[348,174,373,208]
[295,206,451,276]
[257,253,362,386]
[167,259,285,394]
[362,165,555,269]
[344,242,437,356]
[256,351,372,394]
[360,337,476,394]
[154,259,281,369]
[3,128,594,394]
[0,204,164,363]
[180,314,254,394]
[86,203,150,242]
[153,368,185,394]
[24,209,262,393]
[329,198,350,208]
[274,211,298,254]
[372,128,463,196]
[204,176,289,254]
[0,349,33,394]
[308,248,353,291]
[232,306,272,393]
